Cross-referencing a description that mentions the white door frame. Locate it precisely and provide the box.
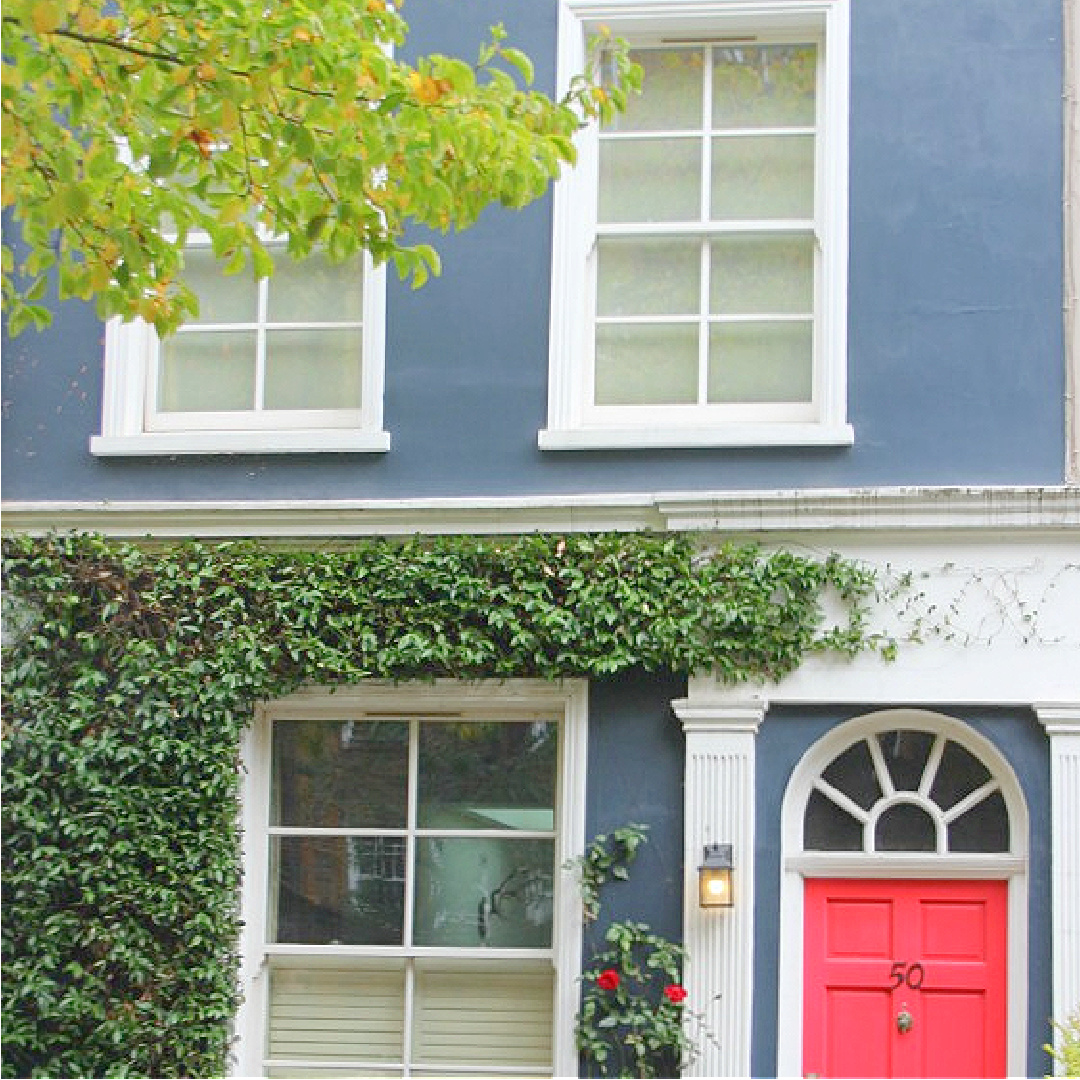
[775,708,1030,1079]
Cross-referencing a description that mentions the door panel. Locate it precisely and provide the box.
[803,879,1007,1079]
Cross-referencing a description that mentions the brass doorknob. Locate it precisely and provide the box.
[896,1008,914,1033]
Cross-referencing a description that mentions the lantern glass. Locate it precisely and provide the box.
[698,844,734,908]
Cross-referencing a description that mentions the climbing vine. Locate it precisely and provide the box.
[571,825,718,1078]
[1,530,890,1078]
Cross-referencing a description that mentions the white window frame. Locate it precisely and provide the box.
[540,0,852,450]
[233,681,588,1079]
[90,242,389,456]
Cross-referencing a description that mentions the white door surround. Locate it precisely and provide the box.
[775,709,1030,1079]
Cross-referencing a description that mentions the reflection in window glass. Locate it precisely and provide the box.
[272,836,405,945]
[272,719,408,828]
[930,740,993,810]
[712,44,817,128]
[804,788,862,851]
[949,791,1010,852]
[820,739,880,811]
[414,838,554,948]
[874,803,937,852]
[878,730,935,792]
[418,721,557,830]
[606,48,703,132]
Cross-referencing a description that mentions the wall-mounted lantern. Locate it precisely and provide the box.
[698,843,734,908]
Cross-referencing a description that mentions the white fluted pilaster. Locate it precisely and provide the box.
[673,698,765,1077]
[1037,705,1080,1067]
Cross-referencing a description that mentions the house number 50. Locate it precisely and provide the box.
[889,961,925,989]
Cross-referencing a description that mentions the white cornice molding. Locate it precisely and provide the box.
[2,485,1078,540]
[656,484,1080,532]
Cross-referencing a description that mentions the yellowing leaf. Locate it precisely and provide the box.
[30,1,62,35]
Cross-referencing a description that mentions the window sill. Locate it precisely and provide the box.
[90,429,392,456]
[537,423,854,451]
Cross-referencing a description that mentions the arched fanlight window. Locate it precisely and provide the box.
[803,729,1010,854]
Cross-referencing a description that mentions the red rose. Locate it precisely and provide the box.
[597,968,620,990]
[663,984,687,1004]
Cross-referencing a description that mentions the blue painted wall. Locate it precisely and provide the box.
[584,673,686,946]
[751,705,1052,1079]
[2,0,1065,501]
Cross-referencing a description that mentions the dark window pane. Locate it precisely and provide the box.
[804,788,863,851]
[272,836,404,945]
[413,838,554,948]
[418,721,557,830]
[821,738,881,811]
[948,791,1010,852]
[272,719,408,828]
[874,802,937,852]
[930,740,993,811]
[877,730,934,792]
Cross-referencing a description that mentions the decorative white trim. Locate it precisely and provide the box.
[673,696,764,1078]
[3,485,1077,539]
[90,429,392,456]
[543,0,850,451]
[1035,704,1080,1069]
[233,680,587,1080]
[785,853,1026,878]
[775,709,1030,1080]
[537,422,854,450]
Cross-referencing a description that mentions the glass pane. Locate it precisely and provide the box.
[268,248,365,323]
[878,730,935,792]
[874,802,937,852]
[159,332,255,411]
[710,134,814,219]
[272,720,408,828]
[929,740,993,811]
[821,739,881,812]
[181,246,258,323]
[948,790,1009,852]
[804,788,863,851]
[412,962,553,1069]
[413,838,554,948]
[595,323,698,405]
[599,138,700,223]
[418,721,557,830]
[707,321,812,403]
[710,235,814,314]
[267,961,405,1066]
[597,238,700,317]
[605,48,703,132]
[272,836,404,945]
[264,328,363,410]
[712,44,817,128]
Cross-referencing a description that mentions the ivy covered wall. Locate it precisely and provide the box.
[1,531,887,1078]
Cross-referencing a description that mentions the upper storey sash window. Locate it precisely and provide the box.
[541,0,852,450]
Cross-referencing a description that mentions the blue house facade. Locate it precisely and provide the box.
[4,0,1079,1076]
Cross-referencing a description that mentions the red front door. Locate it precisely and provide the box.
[803,878,1007,1079]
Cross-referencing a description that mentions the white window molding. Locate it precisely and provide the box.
[541,0,851,451]
[91,247,388,456]
[233,681,587,1079]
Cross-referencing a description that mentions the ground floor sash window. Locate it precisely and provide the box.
[242,685,586,1078]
